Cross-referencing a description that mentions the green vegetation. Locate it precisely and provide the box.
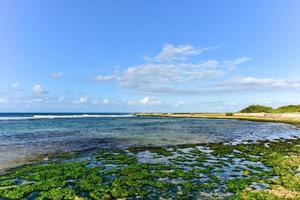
[1,138,300,199]
[275,105,300,113]
[240,104,300,113]
[240,105,274,113]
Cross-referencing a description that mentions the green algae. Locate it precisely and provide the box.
[1,139,300,199]
[77,173,103,191]
[95,150,137,165]
[0,184,36,200]
[209,143,234,156]
[37,188,76,200]
[0,180,16,187]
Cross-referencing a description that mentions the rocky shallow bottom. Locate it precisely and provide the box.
[1,138,300,200]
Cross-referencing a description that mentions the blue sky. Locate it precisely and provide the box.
[1,0,300,112]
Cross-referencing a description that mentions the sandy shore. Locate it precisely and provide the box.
[135,112,300,128]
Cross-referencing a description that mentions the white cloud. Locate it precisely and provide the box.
[124,99,136,106]
[118,57,249,94]
[119,76,300,96]
[188,77,300,95]
[10,97,68,105]
[95,75,117,82]
[92,98,110,105]
[57,97,64,103]
[50,72,64,79]
[122,97,162,106]
[91,44,252,95]
[32,98,43,103]
[74,97,88,104]
[0,97,8,103]
[102,99,110,104]
[228,77,300,89]
[32,84,48,94]
[120,62,220,89]
[139,96,162,105]
[223,57,252,69]
[140,96,150,104]
[153,44,211,62]
[11,82,22,91]
[174,100,185,107]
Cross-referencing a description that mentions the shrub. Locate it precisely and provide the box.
[239,105,273,113]
[275,105,300,113]
[240,104,300,113]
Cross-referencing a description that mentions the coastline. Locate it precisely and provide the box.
[135,112,300,128]
[2,113,300,199]
[1,115,300,198]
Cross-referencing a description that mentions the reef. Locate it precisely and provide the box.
[1,138,300,199]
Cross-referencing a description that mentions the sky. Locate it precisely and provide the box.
[1,0,300,112]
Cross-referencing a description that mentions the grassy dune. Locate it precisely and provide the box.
[240,105,300,113]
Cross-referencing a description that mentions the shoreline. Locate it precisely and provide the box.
[2,114,300,198]
[135,112,300,128]
[3,114,300,175]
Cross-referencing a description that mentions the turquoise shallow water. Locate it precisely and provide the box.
[1,113,300,171]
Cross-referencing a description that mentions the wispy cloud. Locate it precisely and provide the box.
[57,97,64,103]
[122,97,162,106]
[73,97,88,104]
[32,98,44,103]
[92,98,110,105]
[139,96,162,105]
[102,99,110,104]
[32,84,49,95]
[11,82,22,91]
[0,97,8,103]
[92,44,251,95]
[223,57,252,69]
[221,77,300,91]
[50,72,64,79]
[165,77,300,95]
[119,76,300,95]
[147,44,214,62]
[94,75,118,82]
[13,98,45,104]
[174,100,185,107]
[117,57,249,94]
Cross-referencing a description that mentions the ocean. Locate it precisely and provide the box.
[1,113,300,171]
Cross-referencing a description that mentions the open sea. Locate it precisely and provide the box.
[1,112,300,171]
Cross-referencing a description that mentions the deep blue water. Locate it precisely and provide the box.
[1,113,300,171]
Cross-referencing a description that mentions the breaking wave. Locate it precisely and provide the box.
[0,114,135,120]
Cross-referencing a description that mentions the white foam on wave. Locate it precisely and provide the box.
[0,114,135,120]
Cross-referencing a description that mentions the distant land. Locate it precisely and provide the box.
[136,104,300,128]
[240,104,300,113]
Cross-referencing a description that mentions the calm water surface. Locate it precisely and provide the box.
[1,113,300,171]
